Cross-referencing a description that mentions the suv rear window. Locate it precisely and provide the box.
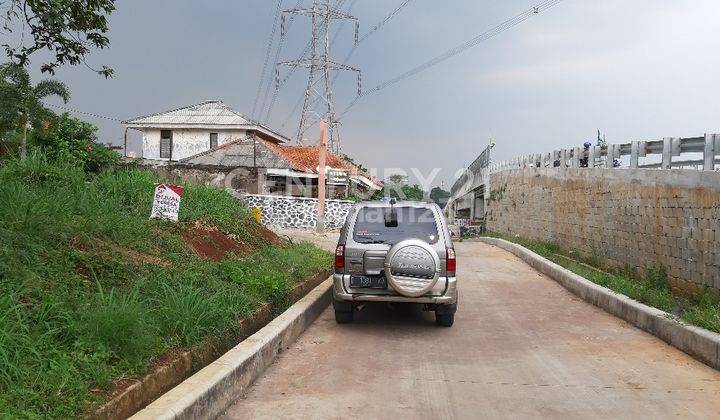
[352,206,439,245]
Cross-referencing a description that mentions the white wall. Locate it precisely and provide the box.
[142,128,247,161]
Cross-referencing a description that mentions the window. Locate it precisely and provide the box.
[353,207,439,245]
[160,130,172,159]
[210,132,218,149]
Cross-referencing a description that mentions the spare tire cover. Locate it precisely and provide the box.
[384,239,441,297]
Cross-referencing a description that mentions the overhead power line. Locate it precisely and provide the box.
[279,71,325,131]
[278,0,414,131]
[44,102,123,122]
[339,0,565,119]
[338,0,414,69]
[275,0,362,152]
[263,0,347,124]
[257,0,306,122]
[251,0,285,120]
[262,25,317,123]
[329,0,358,49]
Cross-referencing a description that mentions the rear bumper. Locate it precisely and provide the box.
[333,273,457,305]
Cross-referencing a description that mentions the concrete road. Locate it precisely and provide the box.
[222,241,720,419]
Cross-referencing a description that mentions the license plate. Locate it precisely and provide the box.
[350,275,387,289]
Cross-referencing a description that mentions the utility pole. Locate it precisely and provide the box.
[251,132,257,170]
[123,127,129,158]
[276,0,362,154]
[317,118,328,233]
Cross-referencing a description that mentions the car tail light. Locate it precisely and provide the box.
[335,244,345,272]
[446,247,456,274]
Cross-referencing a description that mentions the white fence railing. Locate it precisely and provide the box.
[491,134,720,173]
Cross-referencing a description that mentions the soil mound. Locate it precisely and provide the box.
[182,220,285,261]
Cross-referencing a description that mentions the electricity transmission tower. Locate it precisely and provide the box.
[276,0,362,153]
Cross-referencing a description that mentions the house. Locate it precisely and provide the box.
[123,100,289,161]
[182,137,382,198]
[262,144,382,198]
[126,100,381,198]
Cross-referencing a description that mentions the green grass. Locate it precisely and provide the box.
[0,153,331,418]
[481,231,720,334]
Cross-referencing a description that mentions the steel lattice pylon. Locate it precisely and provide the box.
[276,0,361,154]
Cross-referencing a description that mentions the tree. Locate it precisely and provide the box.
[384,174,407,198]
[0,62,69,158]
[383,174,426,201]
[430,186,451,208]
[401,184,425,201]
[2,0,116,77]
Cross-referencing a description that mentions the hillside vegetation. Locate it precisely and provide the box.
[0,153,331,417]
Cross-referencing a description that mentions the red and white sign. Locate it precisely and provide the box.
[150,183,184,222]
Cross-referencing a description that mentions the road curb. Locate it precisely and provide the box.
[478,237,720,371]
[130,277,333,420]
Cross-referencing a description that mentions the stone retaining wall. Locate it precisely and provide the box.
[486,168,720,292]
[243,194,353,230]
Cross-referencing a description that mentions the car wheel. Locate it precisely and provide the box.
[435,312,454,327]
[333,297,354,324]
[334,308,354,324]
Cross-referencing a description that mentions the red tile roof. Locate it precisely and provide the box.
[275,146,350,172]
[259,139,381,186]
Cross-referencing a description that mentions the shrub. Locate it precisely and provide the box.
[31,113,120,173]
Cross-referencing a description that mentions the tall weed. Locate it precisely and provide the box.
[82,284,157,371]
[155,282,227,346]
[0,296,33,389]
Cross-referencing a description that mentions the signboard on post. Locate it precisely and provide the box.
[315,166,349,185]
[150,183,184,222]
[326,168,349,185]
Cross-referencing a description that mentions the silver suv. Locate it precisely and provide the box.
[332,200,458,326]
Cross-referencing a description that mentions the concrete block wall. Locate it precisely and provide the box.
[140,161,263,193]
[486,167,720,292]
[243,194,353,230]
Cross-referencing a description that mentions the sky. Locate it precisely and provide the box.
[14,0,720,189]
